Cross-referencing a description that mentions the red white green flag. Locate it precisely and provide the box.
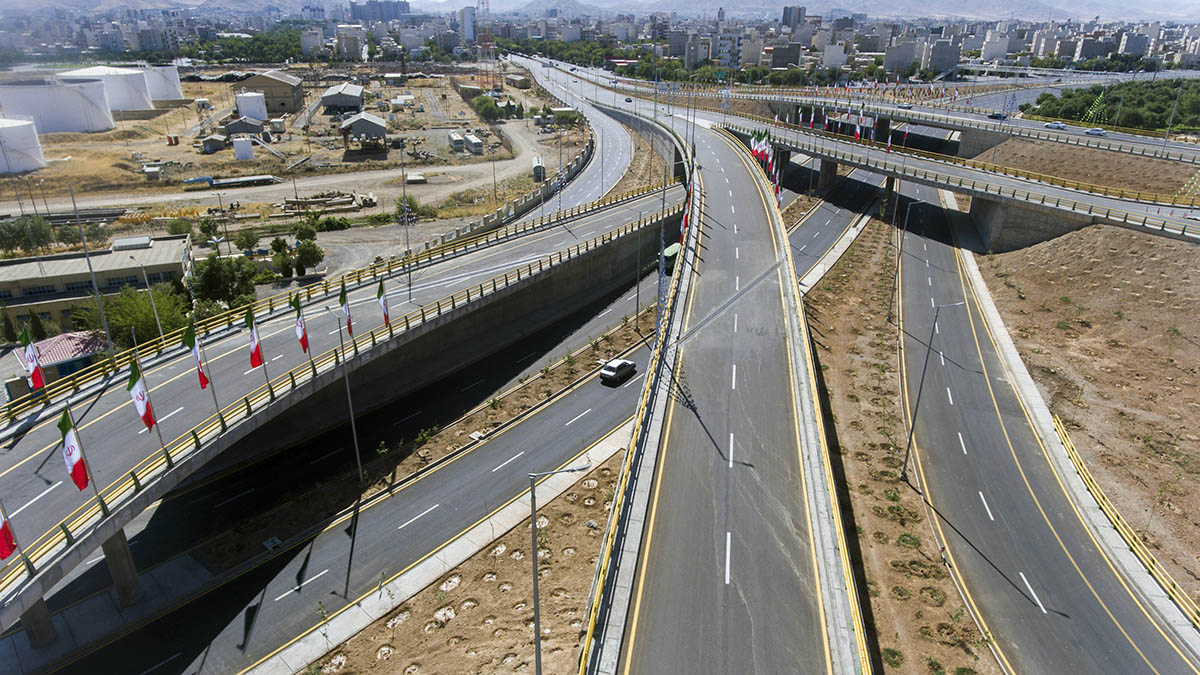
[58,409,90,490]
[182,321,209,389]
[377,280,389,326]
[246,307,263,368]
[340,280,353,336]
[18,326,44,391]
[0,514,15,560]
[291,294,308,352]
[126,361,156,430]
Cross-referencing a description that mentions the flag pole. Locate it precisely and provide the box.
[250,310,273,397]
[64,403,109,517]
[0,495,36,576]
[131,327,173,469]
[196,330,225,431]
[300,297,317,376]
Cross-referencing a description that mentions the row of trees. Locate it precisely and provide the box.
[0,216,106,256]
[1022,79,1200,132]
[179,26,304,63]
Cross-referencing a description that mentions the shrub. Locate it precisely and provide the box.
[166,218,193,236]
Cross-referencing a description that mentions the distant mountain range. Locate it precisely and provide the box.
[4,0,1196,21]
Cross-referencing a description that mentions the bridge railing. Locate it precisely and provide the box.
[718,111,1200,208]
[0,203,686,604]
[722,121,1198,240]
[1,180,676,426]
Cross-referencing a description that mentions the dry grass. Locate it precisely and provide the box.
[971,138,1197,196]
[978,225,1200,605]
[806,217,1000,675]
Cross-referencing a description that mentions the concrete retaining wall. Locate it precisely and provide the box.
[590,103,685,180]
[968,196,1093,252]
[957,127,1010,158]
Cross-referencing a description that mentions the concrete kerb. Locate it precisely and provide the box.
[944,187,1200,662]
[250,418,635,675]
[798,202,878,295]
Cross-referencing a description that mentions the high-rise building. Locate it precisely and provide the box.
[782,6,805,30]
[458,6,476,43]
[349,0,410,23]
[717,7,725,23]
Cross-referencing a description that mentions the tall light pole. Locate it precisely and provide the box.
[324,305,364,483]
[70,186,114,362]
[131,256,163,338]
[888,201,917,325]
[899,301,964,483]
[528,463,591,675]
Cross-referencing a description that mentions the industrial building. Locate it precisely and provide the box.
[321,83,365,113]
[238,70,305,114]
[0,234,193,331]
[340,111,387,145]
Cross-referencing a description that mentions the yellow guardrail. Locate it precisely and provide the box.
[0,203,687,599]
[575,129,696,674]
[1052,415,1200,631]
[1,180,676,424]
[709,107,1200,207]
[725,121,1198,239]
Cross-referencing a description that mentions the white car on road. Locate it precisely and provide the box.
[1043,121,1067,130]
[1085,127,1108,136]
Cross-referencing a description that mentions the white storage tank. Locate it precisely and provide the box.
[142,65,184,100]
[232,136,254,160]
[235,91,269,121]
[59,66,153,111]
[0,79,114,133]
[0,118,47,174]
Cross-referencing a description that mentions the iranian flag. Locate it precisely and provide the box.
[127,361,156,431]
[58,409,89,490]
[339,281,353,337]
[291,295,308,352]
[887,134,893,153]
[0,513,15,560]
[182,321,209,390]
[377,280,389,326]
[246,307,263,368]
[18,327,44,391]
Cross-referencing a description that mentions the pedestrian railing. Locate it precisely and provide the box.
[0,203,686,605]
[1053,415,1200,631]
[1,181,677,426]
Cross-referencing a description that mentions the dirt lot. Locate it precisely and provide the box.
[309,452,620,674]
[970,138,1199,196]
[806,216,1000,675]
[609,123,664,196]
[195,310,654,573]
[976,225,1200,604]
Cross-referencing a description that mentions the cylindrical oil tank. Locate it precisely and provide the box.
[59,66,154,111]
[0,78,114,133]
[143,65,184,100]
[0,118,46,174]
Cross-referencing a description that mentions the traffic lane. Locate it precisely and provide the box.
[0,188,684,575]
[60,345,651,675]
[787,169,883,278]
[40,285,658,614]
[898,183,1200,672]
[622,127,823,672]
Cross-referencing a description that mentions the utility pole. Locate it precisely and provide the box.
[71,186,114,362]
[131,256,163,338]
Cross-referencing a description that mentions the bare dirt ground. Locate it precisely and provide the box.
[970,138,1198,196]
[195,311,654,572]
[976,225,1200,604]
[609,123,663,196]
[806,216,1000,675]
[309,452,620,674]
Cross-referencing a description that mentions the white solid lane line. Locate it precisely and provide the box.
[1019,572,1048,614]
[273,569,329,602]
[623,373,645,388]
[946,388,954,405]
[214,488,254,508]
[460,378,486,392]
[978,491,995,521]
[735,276,740,291]
[392,410,423,426]
[140,406,184,434]
[724,532,732,584]
[728,433,734,468]
[12,481,62,517]
[958,432,967,454]
[731,204,735,214]
[271,354,284,362]
[492,451,525,473]
[733,313,738,333]
[731,364,737,391]
[398,503,440,530]
[565,408,593,426]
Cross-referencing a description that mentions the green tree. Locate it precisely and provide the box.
[18,216,53,254]
[293,240,325,275]
[198,217,221,242]
[273,252,294,277]
[270,236,289,255]
[0,303,15,342]
[515,102,525,119]
[73,284,189,349]
[234,229,260,251]
[191,253,258,306]
[0,221,23,253]
[29,310,49,341]
[295,223,318,241]
[166,218,194,236]
[472,94,502,122]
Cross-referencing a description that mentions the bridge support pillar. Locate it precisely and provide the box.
[21,597,56,647]
[883,176,896,218]
[818,159,839,191]
[102,529,143,608]
[969,196,1093,252]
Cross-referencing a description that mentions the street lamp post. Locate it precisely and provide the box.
[131,256,163,338]
[528,464,591,675]
[324,306,364,483]
[899,301,965,483]
[70,186,115,362]
[888,201,917,325]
